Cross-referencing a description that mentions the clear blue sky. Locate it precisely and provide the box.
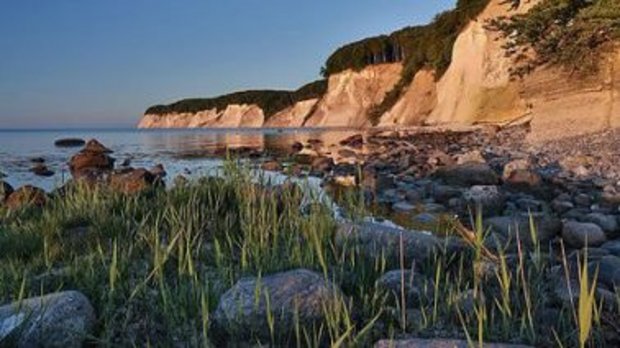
[0,0,454,129]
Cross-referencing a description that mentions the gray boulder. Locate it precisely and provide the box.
[433,162,499,187]
[212,269,342,342]
[374,338,532,348]
[590,255,620,289]
[485,215,561,247]
[582,213,619,238]
[336,222,440,267]
[561,221,607,248]
[0,291,95,348]
[462,185,506,216]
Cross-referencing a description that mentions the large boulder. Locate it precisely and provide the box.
[0,291,96,348]
[336,222,439,267]
[212,269,342,342]
[561,221,607,249]
[485,215,561,247]
[5,185,47,210]
[582,213,619,238]
[109,168,160,194]
[0,181,13,205]
[462,185,506,216]
[590,255,620,289]
[374,338,532,348]
[68,139,115,178]
[433,162,499,187]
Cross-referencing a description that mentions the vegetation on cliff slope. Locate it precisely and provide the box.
[324,0,493,124]
[146,80,327,120]
[489,0,620,77]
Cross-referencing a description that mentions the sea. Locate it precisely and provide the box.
[0,128,358,192]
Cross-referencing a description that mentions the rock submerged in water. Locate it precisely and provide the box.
[212,269,342,343]
[54,138,86,148]
[30,163,55,177]
[0,291,96,348]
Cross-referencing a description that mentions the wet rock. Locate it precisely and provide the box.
[0,291,95,348]
[30,164,55,177]
[212,269,342,342]
[462,185,506,216]
[109,168,161,194]
[0,181,14,205]
[149,164,167,178]
[376,270,434,307]
[374,338,532,348]
[339,134,364,149]
[504,169,542,192]
[562,221,607,248]
[433,162,499,187]
[5,185,47,210]
[54,138,86,148]
[336,222,439,267]
[261,160,282,172]
[583,213,619,237]
[431,184,462,204]
[69,139,115,178]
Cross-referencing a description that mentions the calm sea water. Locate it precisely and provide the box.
[0,128,357,191]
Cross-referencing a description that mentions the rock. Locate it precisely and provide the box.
[30,157,45,164]
[30,164,55,177]
[261,160,282,172]
[552,198,574,214]
[462,185,506,216]
[291,141,303,153]
[338,149,358,159]
[393,201,416,213]
[293,153,315,166]
[212,269,342,342]
[109,168,160,194]
[376,270,434,307]
[502,159,531,180]
[54,138,86,148]
[574,193,592,207]
[433,162,499,187]
[361,172,395,193]
[504,169,542,191]
[456,150,486,165]
[601,240,620,257]
[590,255,620,289]
[149,164,167,178]
[311,156,334,173]
[485,215,561,246]
[336,222,439,267]
[69,139,115,178]
[5,185,47,210]
[561,221,607,248]
[431,184,462,204]
[0,181,14,205]
[339,134,364,149]
[583,213,619,237]
[374,338,532,348]
[0,291,95,348]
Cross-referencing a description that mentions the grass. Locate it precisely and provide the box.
[0,160,619,346]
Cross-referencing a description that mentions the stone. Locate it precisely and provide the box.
[456,150,486,165]
[431,184,462,204]
[433,162,499,187]
[502,159,531,180]
[582,213,619,237]
[336,222,439,267]
[261,160,282,172]
[504,169,542,191]
[374,338,532,348]
[552,198,574,214]
[69,139,115,178]
[109,168,161,194]
[601,240,620,257]
[376,270,434,307]
[30,164,55,177]
[149,164,167,178]
[54,138,86,148]
[339,134,364,149]
[485,215,561,246]
[310,156,334,173]
[0,181,13,205]
[561,221,607,248]
[212,269,342,342]
[462,185,506,216]
[5,185,47,210]
[574,193,592,207]
[590,255,620,289]
[393,201,416,213]
[0,291,95,348]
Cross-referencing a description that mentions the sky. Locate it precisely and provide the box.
[0,0,455,129]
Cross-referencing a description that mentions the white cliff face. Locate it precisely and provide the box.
[303,64,402,127]
[264,99,319,128]
[138,105,264,129]
[379,69,437,126]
